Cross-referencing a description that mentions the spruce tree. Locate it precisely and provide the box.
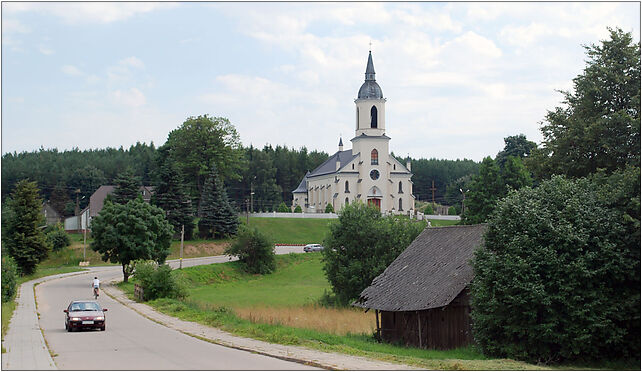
[198,164,238,239]
[152,162,195,240]
[112,168,140,205]
[3,180,51,275]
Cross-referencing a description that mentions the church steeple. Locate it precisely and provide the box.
[365,51,376,81]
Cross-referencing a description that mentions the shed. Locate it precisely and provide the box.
[42,202,62,225]
[353,224,487,349]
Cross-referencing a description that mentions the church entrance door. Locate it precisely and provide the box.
[368,198,381,211]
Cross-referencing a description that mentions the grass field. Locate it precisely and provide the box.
[242,217,333,244]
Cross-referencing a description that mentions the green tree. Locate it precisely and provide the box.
[198,164,238,239]
[277,202,289,213]
[164,115,244,204]
[112,168,140,205]
[3,180,50,275]
[49,182,71,217]
[495,134,537,169]
[293,205,303,213]
[324,203,335,213]
[91,197,173,282]
[152,149,195,240]
[532,28,640,179]
[133,261,187,301]
[45,223,70,252]
[462,157,504,224]
[423,204,434,215]
[471,174,640,363]
[322,202,424,304]
[501,156,533,191]
[225,226,275,274]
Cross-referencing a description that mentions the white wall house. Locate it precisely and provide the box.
[292,51,415,213]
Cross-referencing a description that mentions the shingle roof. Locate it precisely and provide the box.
[353,224,487,312]
[308,150,358,178]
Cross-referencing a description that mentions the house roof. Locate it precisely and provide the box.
[89,185,154,217]
[292,171,310,193]
[353,224,487,312]
[307,150,358,178]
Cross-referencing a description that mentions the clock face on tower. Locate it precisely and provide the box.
[370,169,380,180]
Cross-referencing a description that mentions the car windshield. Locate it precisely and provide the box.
[70,302,101,311]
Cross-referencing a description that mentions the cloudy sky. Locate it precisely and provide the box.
[2,2,639,161]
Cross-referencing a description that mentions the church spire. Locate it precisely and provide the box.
[365,51,376,81]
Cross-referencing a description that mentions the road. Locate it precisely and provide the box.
[32,247,316,370]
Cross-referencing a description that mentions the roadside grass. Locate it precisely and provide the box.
[116,254,549,370]
[1,300,16,350]
[167,238,232,260]
[429,219,460,227]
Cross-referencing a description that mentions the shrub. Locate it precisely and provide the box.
[471,174,640,363]
[277,202,290,213]
[225,227,275,274]
[322,201,425,305]
[1,256,18,302]
[423,204,434,215]
[293,205,302,213]
[45,223,70,252]
[324,203,334,213]
[133,261,187,301]
[447,206,457,215]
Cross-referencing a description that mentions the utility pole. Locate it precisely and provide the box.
[250,182,254,214]
[460,188,469,216]
[179,224,184,269]
[245,198,250,225]
[429,180,437,211]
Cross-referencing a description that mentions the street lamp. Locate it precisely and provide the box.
[459,188,469,216]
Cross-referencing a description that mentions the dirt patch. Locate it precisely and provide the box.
[183,242,230,257]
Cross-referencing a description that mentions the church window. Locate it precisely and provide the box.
[370,106,378,128]
[398,181,403,193]
[352,164,354,170]
[370,169,380,180]
[345,197,349,205]
[399,198,403,211]
[371,149,378,165]
[345,181,350,193]
[393,164,396,170]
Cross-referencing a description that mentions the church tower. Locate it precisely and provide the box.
[355,51,386,137]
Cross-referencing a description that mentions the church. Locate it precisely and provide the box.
[292,51,415,213]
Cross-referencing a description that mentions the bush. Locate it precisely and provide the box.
[277,202,289,213]
[1,256,18,302]
[471,174,640,363]
[133,261,187,301]
[324,203,334,213]
[423,204,434,215]
[448,206,457,215]
[322,202,425,305]
[293,205,302,213]
[225,227,275,274]
[45,223,70,252]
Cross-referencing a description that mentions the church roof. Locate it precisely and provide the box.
[292,171,310,193]
[358,51,383,99]
[308,150,358,178]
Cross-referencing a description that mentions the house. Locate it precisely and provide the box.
[42,202,62,225]
[353,224,487,349]
[292,51,415,213]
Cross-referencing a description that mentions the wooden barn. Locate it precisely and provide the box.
[353,224,487,350]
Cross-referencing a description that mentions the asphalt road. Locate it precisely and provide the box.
[35,248,316,370]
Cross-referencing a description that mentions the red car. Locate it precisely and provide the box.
[64,300,107,332]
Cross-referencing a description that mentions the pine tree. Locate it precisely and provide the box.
[49,182,71,217]
[198,164,238,239]
[152,162,195,240]
[3,180,51,275]
[112,168,140,205]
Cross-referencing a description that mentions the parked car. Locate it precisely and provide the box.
[64,300,107,332]
[304,244,324,252]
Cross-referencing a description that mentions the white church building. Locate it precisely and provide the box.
[292,51,415,213]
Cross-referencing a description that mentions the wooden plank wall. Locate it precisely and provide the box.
[380,289,473,350]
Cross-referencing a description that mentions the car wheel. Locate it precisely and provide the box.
[101,325,105,331]
[67,324,73,332]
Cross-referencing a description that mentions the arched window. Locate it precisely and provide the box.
[344,181,350,193]
[398,181,403,193]
[371,149,378,165]
[370,106,378,128]
[345,197,349,206]
[352,164,354,170]
[393,164,396,170]
[399,198,403,211]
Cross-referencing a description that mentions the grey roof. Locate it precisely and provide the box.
[89,185,154,217]
[308,150,358,178]
[351,133,390,141]
[358,51,383,99]
[353,224,487,312]
[339,137,343,147]
[292,171,310,193]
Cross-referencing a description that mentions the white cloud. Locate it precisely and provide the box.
[111,88,146,108]
[2,18,30,34]
[61,65,83,76]
[38,45,54,55]
[2,2,178,24]
[119,56,145,69]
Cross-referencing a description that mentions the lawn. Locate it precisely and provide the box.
[242,217,333,244]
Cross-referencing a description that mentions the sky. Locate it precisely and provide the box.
[2,2,640,161]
